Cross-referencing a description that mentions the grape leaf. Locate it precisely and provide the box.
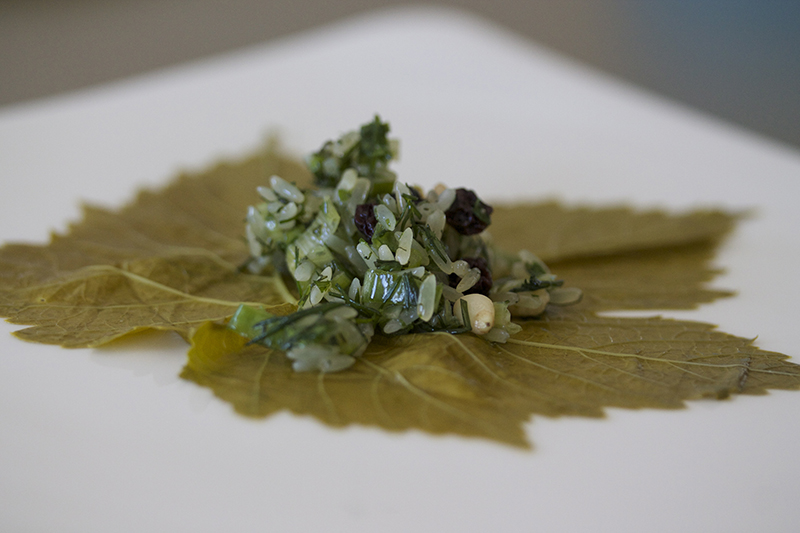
[0,148,731,346]
[1,147,797,448]
[180,226,799,448]
[182,309,799,448]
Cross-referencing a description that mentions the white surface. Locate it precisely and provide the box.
[1,7,799,533]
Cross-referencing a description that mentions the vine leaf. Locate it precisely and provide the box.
[183,309,799,448]
[1,147,797,448]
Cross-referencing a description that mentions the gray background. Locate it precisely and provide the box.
[3,0,799,148]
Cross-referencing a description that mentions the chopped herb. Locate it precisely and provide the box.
[414,223,450,265]
[357,116,393,176]
[405,187,422,203]
[511,262,564,292]
[512,277,564,292]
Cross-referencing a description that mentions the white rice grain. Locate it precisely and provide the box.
[374,204,397,231]
[270,175,305,203]
[395,228,413,265]
[348,277,361,300]
[417,274,437,321]
[277,202,298,222]
[309,285,324,305]
[257,186,278,202]
[456,268,481,293]
[293,261,315,282]
[436,188,456,211]
[452,259,469,277]
[427,209,446,238]
[383,319,403,334]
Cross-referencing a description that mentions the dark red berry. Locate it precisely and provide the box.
[354,204,378,243]
[448,256,493,296]
[445,188,493,235]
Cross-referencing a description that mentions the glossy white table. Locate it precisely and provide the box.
[2,7,799,532]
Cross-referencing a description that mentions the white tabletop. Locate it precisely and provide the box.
[1,7,799,532]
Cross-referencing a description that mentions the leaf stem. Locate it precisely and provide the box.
[271,274,298,305]
[78,265,276,309]
[506,338,797,375]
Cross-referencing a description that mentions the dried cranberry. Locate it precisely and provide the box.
[448,256,493,296]
[444,188,493,235]
[354,204,377,243]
